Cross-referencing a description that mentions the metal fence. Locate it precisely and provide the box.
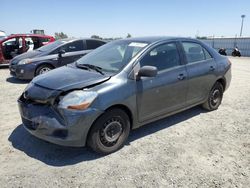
[200,37,250,56]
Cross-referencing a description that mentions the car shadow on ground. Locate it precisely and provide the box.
[0,65,9,69]
[8,106,206,166]
[6,77,30,84]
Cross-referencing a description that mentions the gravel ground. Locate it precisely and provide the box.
[0,57,249,188]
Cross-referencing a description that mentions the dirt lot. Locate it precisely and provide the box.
[0,57,249,188]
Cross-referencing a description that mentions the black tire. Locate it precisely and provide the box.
[35,64,53,76]
[87,108,130,154]
[202,82,224,111]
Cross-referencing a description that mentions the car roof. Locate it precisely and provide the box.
[57,38,106,43]
[121,36,196,44]
[8,34,53,38]
[0,34,54,42]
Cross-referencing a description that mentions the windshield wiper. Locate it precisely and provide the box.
[76,63,104,75]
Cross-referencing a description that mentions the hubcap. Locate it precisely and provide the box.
[100,118,123,147]
[210,89,220,107]
[39,67,51,75]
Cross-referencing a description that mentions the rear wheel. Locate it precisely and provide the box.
[87,109,130,154]
[35,64,53,76]
[202,82,224,111]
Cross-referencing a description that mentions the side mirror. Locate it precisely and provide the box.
[137,66,158,79]
[58,49,66,57]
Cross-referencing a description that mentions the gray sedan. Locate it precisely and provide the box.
[18,37,231,154]
[9,38,106,79]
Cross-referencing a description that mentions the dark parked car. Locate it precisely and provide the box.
[0,34,55,65]
[18,37,231,154]
[9,38,106,79]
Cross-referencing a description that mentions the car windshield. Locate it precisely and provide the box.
[76,40,148,73]
[36,40,65,52]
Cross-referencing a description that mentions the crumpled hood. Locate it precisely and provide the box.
[11,50,43,64]
[32,65,111,91]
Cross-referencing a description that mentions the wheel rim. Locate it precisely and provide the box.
[39,67,51,75]
[210,89,221,107]
[100,118,123,147]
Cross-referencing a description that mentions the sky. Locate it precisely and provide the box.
[1,0,250,38]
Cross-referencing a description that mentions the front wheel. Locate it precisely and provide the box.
[202,82,223,111]
[35,64,53,76]
[87,109,130,154]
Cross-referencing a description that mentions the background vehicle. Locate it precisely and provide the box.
[18,37,231,154]
[10,38,106,79]
[0,34,55,65]
[218,48,227,56]
[232,47,241,57]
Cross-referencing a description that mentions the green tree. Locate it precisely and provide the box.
[196,36,207,39]
[126,33,132,38]
[91,35,102,39]
[54,32,68,40]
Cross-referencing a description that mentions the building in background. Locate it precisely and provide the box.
[201,36,250,57]
[30,29,45,35]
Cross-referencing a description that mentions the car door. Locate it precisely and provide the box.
[59,40,86,66]
[181,41,217,105]
[136,42,188,122]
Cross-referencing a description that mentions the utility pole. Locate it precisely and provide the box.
[240,15,246,37]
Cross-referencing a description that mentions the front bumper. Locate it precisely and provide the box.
[9,64,36,80]
[224,64,232,91]
[18,94,103,147]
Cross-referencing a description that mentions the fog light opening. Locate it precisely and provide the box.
[53,130,68,138]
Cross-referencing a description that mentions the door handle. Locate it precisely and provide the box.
[178,74,185,80]
[209,66,215,71]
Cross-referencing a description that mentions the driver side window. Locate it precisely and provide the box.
[50,41,84,55]
[140,42,180,71]
[61,40,84,52]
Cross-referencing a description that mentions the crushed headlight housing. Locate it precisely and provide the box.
[58,90,98,110]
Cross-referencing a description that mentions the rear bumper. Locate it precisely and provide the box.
[18,94,103,147]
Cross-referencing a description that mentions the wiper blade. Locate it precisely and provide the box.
[77,63,104,75]
[75,63,90,70]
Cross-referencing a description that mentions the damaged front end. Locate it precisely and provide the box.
[18,82,103,147]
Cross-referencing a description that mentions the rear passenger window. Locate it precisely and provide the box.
[140,43,180,71]
[203,48,212,59]
[62,40,84,52]
[86,40,105,50]
[182,42,205,63]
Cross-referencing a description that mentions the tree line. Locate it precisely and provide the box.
[54,32,132,40]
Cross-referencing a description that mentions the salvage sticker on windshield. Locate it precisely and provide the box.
[128,42,148,48]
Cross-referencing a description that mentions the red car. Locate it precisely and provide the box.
[0,34,55,65]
